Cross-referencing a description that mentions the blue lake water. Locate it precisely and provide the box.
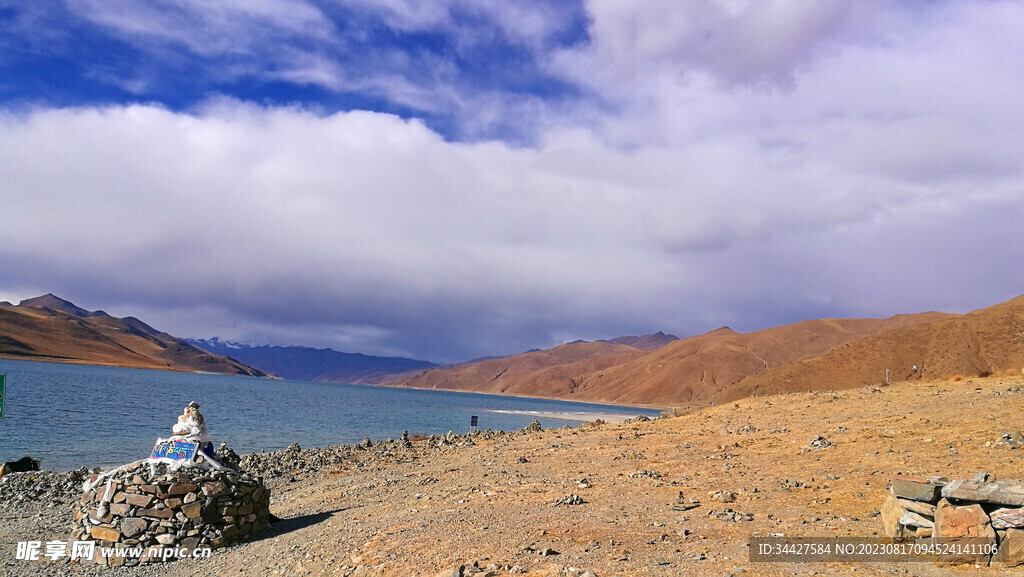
[0,358,659,470]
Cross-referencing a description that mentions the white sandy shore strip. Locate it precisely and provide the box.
[485,409,652,424]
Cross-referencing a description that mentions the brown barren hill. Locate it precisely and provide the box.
[717,294,1024,402]
[564,312,952,407]
[380,340,646,399]
[384,313,953,408]
[0,295,267,376]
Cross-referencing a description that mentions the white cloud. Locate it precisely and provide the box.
[2,1,1023,360]
[66,0,336,56]
[337,0,577,49]
[556,0,876,90]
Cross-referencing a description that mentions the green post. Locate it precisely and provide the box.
[0,374,5,419]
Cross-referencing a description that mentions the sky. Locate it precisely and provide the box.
[1,0,1022,363]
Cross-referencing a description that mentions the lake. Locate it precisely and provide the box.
[0,358,659,470]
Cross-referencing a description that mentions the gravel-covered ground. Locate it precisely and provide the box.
[3,377,1024,577]
[0,427,536,577]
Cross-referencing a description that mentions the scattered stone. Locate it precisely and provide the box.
[728,424,757,434]
[202,481,228,497]
[538,547,559,556]
[214,443,242,469]
[708,508,753,522]
[881,494,911,539]
[630,470,661,479]
[0,468,89,507]
[523,420,543,433]
[805,435,835,451]
[942,478,1024,507]
[991,507,1024,529]
[932,499,997,563]
[182,502,203,519]
[995,385,1024,396]
[890,476,943,503]
[994,528,1024,567]
[899,510,934,529]
[897,497,936,516]
[556,493,585,506]
[120,517,148,539]
[89,525,121,542]
[710,490,737,503]
[672,491,700,511]
[137,507,174,519]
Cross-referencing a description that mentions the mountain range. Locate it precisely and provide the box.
[0,294,266,376]
[185,338,437,384]
[380,295,1024,407]
[3,292,1022,408]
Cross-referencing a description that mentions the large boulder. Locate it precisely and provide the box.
[942,479,1024,507]
[994,529,1024,568]
[890,476,943,503]
[932,499,997,564]
[990,507,1024,529]
[881,494,914,539]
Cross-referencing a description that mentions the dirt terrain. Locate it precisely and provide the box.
[5,373,1024,577]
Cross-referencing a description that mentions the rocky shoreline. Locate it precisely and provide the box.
[0,420,573,575]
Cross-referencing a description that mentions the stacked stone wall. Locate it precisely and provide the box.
[883,473,1024,567]
[72,463,269,566]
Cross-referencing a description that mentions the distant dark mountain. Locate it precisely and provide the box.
[186,338,437,384]
[601,331,679,350]
[0,301,12,307]
[18,293,109,318]
[0,295,267,376]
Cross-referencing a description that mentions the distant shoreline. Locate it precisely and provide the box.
[485,409,648,423]
[0,353,281,377]
[371,380,670,411]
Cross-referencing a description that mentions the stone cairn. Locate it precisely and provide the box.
[72,463,270,565]
[883,472,1024,567]
[71,402,271,566]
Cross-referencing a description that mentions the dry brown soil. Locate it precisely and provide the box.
[136,373,1024,577]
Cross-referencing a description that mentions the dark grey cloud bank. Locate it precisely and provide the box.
[1,1,1023,362]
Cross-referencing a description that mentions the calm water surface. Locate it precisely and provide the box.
[0,358,658,470]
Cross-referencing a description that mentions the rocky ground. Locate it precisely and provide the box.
[3,374,1024,577]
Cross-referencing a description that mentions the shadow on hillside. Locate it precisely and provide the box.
[261,506,358,538]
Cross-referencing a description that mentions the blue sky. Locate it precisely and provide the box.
[0,0,589,141]
[1,1,1023,362]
